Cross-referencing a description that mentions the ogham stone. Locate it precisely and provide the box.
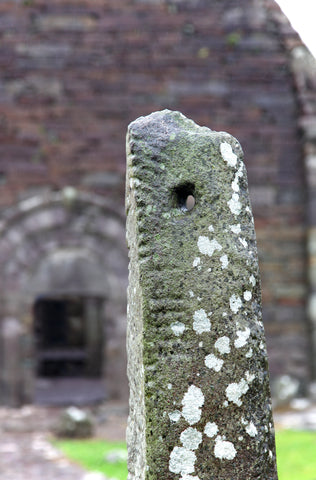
[125,110,278,480]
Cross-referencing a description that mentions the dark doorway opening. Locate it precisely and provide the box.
[34,296,104,379]
[34,297,86,377]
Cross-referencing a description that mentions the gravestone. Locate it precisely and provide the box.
[126,110,278,480]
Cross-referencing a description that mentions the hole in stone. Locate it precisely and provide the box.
[173,182,196,211]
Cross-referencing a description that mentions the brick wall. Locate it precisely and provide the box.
[0,0,311,387]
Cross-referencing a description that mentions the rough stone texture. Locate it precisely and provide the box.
[126,110,278,480]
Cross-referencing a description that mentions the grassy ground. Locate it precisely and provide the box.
[275,429,316,480]
[55,439,128,480]
[56,429,316,480]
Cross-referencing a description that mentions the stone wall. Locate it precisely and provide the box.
[0,0,313,400]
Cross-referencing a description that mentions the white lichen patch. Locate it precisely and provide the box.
[220,254,229,269]
[214,436,237,460]
[168,383,173,390]
[226,378,249,406]
[189,290,195,298]
[245,421,258,437]
[232,177,239,193]
[204,422,218,438]
[182,385,204,425]
[227,193,242,216]
[169,410,182,422]
[230,224,241,234]
[171,322,186,336]
[205,354,224,372]
[180,428,202,450]
[245,348,253,358]
[169,446,196,475]
[208,225,214,232]
[245,371,255,383]
[197,236,222,257]
[220,142,237,167]
[234,328,251,348]
[215,336,231,354]
[231,166,244,193]
[193,257,201,268]
[249,274,256,286]
[243,291,252,301]
[230,294,242,314]
[239,237,248,248]
[193,309,211,334]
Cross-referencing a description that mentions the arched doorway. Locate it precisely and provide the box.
[0,190,128,406]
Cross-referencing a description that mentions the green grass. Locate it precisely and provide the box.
[55,430,316,480]
[54,439,127,480]
[276,429,316,480]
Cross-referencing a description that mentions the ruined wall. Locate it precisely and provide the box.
[0,0,310,394]
[0,191,128,404]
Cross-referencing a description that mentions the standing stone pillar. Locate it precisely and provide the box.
[126,110,278,480]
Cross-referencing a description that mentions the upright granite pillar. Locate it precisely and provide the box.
[126,110,278,480]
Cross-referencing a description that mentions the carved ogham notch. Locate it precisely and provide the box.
[126,110,278,480]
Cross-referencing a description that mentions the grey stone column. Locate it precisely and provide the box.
[1,317,23,406]
[126,110,278,480]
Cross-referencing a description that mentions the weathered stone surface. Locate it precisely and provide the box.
[126,110,278,480]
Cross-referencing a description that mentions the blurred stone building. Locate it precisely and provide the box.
[0,0,315,405]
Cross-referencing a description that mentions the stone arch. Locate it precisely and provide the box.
[0,189,128,406]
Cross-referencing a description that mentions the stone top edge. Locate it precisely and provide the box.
[127,109,231,140]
